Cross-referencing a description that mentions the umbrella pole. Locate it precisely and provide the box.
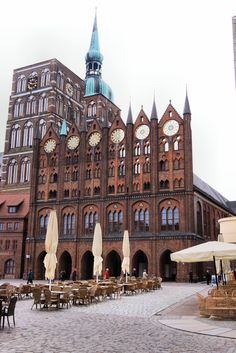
[96,272,98,283]
[49,279,51,291]
[213,256,218,289]
[125,271,128,283]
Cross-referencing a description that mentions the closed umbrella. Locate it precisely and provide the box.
[92,222,103,283]
[122,230,130,283]
[43,210,58,290]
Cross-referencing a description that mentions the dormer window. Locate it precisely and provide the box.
[8,206,16,213]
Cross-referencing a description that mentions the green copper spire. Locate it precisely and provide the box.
[84,12,114,102]
[60,119,67,136]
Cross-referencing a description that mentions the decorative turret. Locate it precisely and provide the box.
[84,12,113,101]
[183,90,191,116]
[59,119,67,136]
[150,95,158,120]
[127,102,133,125]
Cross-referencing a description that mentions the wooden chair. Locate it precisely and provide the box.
[2,296,17,328]
[60,292,70,309]
[44,289,60,309]
[31,288,45,310]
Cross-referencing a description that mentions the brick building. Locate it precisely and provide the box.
[0,14,235,280]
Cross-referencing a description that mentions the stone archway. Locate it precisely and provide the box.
[132,250,148,277]
[105,250,121,277]
[59,251,72,280]
[160,250,177,281]
[81,251,93,280]
[36,251,46,280]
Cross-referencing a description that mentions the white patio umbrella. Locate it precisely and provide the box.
[92,222,103,283]
[216,234,231,277]
[121,230,130,283]
[171,241,236,287]
[43,210,58,290]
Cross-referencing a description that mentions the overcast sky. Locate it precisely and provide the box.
[1,0,236,200]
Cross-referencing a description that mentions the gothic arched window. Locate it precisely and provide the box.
[16,75,26,93]
[8,159,18,184]
[41,69,50,87]
[23,121,33,146]
[134,207,149,232]
[10,124,21,148]
[20,157,30,182]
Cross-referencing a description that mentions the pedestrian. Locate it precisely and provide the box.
[132,267,137,277]
[205,270,211,285]
[103,268,110,279]
[142,269,148,279]
[27,269,34,284]
[72,268,77,281]
[189,271,193,283]
[59,270,66,281]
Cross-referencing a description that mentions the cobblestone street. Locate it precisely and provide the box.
[0,282,236,353]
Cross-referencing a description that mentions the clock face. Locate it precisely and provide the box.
[44,139,56,153]
[88,132,101,147]
[67,135,80,150]
[27,77,38,90]
[111,128,125,144]
[135,124,150,140]
[66,83,74,97]
[163,120,179,136]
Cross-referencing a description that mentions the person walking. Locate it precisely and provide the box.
[72,268,77,281]
[189,271,193,283]
[205,270,211,285]
[27,269,34,284]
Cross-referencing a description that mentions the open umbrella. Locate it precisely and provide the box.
[171,241,236,288]
[43,210,58,290]
[92,222,103,283]
[121,230,130,283]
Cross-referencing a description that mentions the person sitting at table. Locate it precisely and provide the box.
[142,269,148,279]
[132,268,137,277]
[103,268,110,279]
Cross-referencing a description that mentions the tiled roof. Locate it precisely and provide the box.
[0,193,30,218]
[193,174,235,213]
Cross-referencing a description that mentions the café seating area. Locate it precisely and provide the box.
[0,276,162,327]
[197,281,236,319]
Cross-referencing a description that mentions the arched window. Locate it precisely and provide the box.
[13,99,24,118]
[119,145,126,158]
[164,141,169,152]
[118,161,125,176]
[84,211,98,234]
[134,143,140,156]
[16,75,26,93]
[134,160,140,175]
[4,259,15,274]
[56,95,64,116]
[107,209,123,233]
[8,159,18,184]
[88,102,96,117]
[63,213,75,237]
[161,207,180,231]
[39,214,49,236]
[23,121,33,146]
[39,119,46,138]
[144,141,150,155]
[41,69,50,87]
[134,208,149,232]
[161,208,167,230]
[174,140,179,151]
[57,71,64,90]
[20,157,30,182]
[39,94,48,113]
[197,201,203,236]
[10,124,21,148]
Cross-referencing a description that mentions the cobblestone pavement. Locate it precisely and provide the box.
[0,282,236,353]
